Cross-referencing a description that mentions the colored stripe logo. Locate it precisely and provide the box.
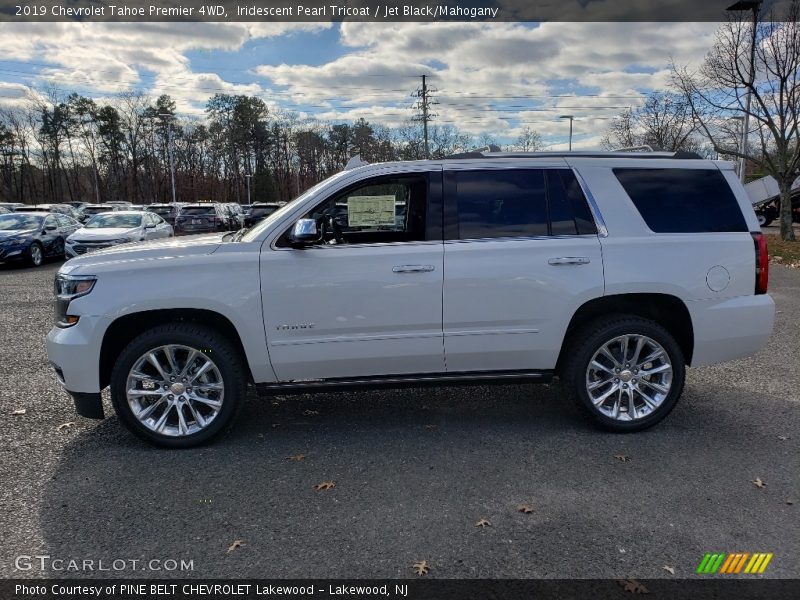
[697,553,773,574]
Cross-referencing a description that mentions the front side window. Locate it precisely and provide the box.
[279,175,429,246]
[454,169,548,239]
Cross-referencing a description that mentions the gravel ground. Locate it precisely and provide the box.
[0,259,797,580]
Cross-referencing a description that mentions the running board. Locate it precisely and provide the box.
[256,370,553,396]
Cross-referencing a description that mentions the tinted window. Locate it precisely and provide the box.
[0,214,42,230]
[614,168,747,233]
[455,170,548,239]
[181,206,216,216]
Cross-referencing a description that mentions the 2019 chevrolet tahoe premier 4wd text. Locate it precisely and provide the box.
[46,151,775,447]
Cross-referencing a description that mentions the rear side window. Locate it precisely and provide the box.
[613,168,747,233]
[452,169,597,239]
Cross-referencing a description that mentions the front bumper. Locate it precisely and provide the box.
[46,314,109,418]
[0,241,27,261]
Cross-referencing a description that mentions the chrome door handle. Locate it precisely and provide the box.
[392,265,435,273]
[548,257,591,265]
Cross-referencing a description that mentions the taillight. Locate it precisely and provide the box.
[752,232,769,294]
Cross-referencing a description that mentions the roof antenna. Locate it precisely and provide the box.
[345,155,369,170]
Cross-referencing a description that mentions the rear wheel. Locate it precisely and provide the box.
[560,316,686,432]
[110,323,247,448]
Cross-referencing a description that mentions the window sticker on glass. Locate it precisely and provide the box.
[347,195,396,227]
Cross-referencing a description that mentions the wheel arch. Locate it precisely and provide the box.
[556,293,694,373]
[99,308,253,389]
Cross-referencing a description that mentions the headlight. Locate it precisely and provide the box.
[55,274,97,299]
[54,274,97,328]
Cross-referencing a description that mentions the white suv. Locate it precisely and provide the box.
[47,151,775,447]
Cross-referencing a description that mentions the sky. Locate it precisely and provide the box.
[0,20,722,150]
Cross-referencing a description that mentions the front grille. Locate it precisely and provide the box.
[71,241,113,255]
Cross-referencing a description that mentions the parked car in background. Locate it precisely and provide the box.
[81,204,124,220]
[65,211,173,258]
[147,203,184,226]
[0,202,25,211]
[0,206,9,214]
[244,202,285,227]
[222,203,245,229]
[16,203,85,223]
[174,203,233,235]
[0,211,80,266]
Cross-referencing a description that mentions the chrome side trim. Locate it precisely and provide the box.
[256,369,554,394]
[572,169,609,238]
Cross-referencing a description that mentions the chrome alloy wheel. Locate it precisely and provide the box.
[126,345,225,437]
[30,244,43,265]
[585,334,673,421]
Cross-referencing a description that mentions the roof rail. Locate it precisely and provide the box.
[613,145,655,152]
[442,149,704,160]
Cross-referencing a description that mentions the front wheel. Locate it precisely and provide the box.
[110,323,247,448]
[560,316,686,432]
[27,242,44,267]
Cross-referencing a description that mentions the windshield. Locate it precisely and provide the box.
[241,173,348,242]
[0,214,43,230]
[149,206,173,214]
[85,214,142,229]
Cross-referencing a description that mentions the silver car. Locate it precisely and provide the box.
[65,211,173,258]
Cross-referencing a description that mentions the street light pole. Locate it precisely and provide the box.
[159,113,177,204]
[726,0,763,183]
[560,115,574,151]
[244,174,252,206]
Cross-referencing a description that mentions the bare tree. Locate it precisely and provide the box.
[673,0,800,241]
[602,92,700,152]
[513,126,545,152]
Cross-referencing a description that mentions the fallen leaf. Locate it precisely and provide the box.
[663,565,675,575]
[614,454,631,462]
[424,424,438,431]
[474,518,491,528]
[616,579,649,594]
[11,409,26,416]
[517,504,534,514]
[412,560,429,576]
[302,410,319,416]
[314,481,336,491]
[777,435,789,441]
[786,500,794,505]
[752,478,766,489]
[287,454,306,461]
[57,422,75,432]
[227,540,245,554]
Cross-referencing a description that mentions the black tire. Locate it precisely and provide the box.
[559,316,686,432]
[26,242,44,267]
[110,323,247,448]
[757,213,773,227]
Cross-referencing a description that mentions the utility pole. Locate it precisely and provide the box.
[560,115,574,151]
[412,75,437,159]
[159,113,177,204]
[244,174,252,206]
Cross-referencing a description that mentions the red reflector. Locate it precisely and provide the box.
[752,232,769,294]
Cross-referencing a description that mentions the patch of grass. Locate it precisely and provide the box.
[765,234,800,262]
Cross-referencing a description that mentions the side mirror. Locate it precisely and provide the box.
[145,223,156,229]
[290,218,320,248]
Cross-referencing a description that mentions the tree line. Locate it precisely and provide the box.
[0,89,543,208]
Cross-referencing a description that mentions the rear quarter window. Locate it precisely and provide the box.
[613,168,747,233]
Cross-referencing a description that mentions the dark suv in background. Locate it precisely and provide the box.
[147,203,184,226]
[174,203,234,235]
[244,202,285,227]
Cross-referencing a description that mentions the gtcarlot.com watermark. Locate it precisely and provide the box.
[15,555,194,573]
